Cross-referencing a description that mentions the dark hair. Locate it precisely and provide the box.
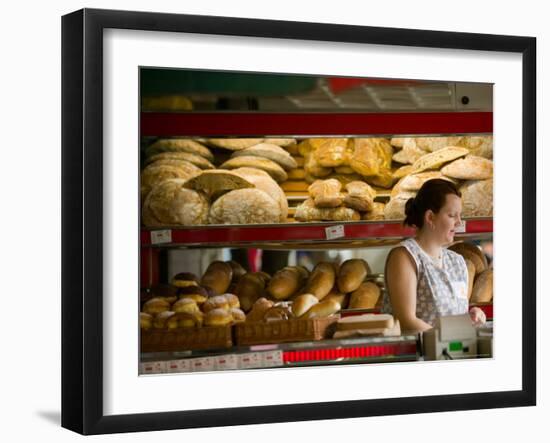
[403,179,461,228]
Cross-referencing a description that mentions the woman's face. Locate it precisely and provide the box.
[426,194,463,245]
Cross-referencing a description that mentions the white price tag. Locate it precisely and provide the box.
[166,359,191,373]
[262,350,283,368]
[455,221,467,233]
[151,229,172,244]
[191,357,215,372]
[215,354,238,370]
[140,361,165,374]
[239,352,263,369]
[325,224,345,240]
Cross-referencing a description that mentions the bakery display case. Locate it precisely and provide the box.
[138,70,494,374]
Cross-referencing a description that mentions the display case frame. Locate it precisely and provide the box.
[62,8,536,435]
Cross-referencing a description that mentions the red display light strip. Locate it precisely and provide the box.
[282,343,417,363]
[140,219,492,246]
[140,112,493,137]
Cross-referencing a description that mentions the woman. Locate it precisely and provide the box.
[384,179,486,333]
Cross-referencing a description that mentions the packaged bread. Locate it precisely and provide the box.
[362,202,386,221]
[470,269,493,303]
[441,155,493,180]
[308,179,343,208]
[142,297,171,315]
[303,262,337,300]
[314,138,350,167]
[268,267,306,300]
[205,138,264,151]
[343,181,375,212]
[246,297,274,321]
[145,138,214,161]
[459,178,493,217]
[219,156,288,182]
[231,143,298,170]
[232,167,288,222]
[171,298,200,315]
[140,312,153,330]
[336,313,394,331]
[291,293,319,317]
[349,138,393,176]
[204,308,233,327]
[302,298,341,319]
[201,261,233,295]
[182,170,254,199]
[142,179,209,227]
[410,146,469,174]
[294,198,360,222]
[235,273,266,312]
[337,259,371,293]
[465,258,476,300]
[145,151,215,170]
[348,282,381,309]
[208,188,281,225]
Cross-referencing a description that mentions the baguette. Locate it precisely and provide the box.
[303,262,337,300]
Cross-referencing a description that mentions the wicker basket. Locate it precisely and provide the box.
[140,326,233,352]
[235,316,339,346]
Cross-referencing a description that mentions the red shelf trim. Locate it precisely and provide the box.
[283,343,417,363]
[140,219,493,246]
[140,112,493,136]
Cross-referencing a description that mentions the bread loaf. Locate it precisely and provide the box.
[337,259,370,293]
[390,137,406,148]
[465,258,476,300]
[308,179,343,208]
[323,291,349,310]
[410,146,469,174]
[348,282,381,309]
[182,170,254,199]
[314,138,350,167]
[349,138,393,176]
[205,138,264,151]
[231,143,298,170]
[470,269,493,303]
[291,293,319,317]
[343,181,375,212]
[294,198,360,222]
[142,179,209,227]
[384,192,416,220]
[227,260,247,281]
[441,155,493,180]
[140,312,153,330]
[304,262,337,300]
[220,156,288,182]
[449,242,488,274]
[287,169,306,180]
[392,138,428,164]
[201,261,233,295]
[304,151,332,178]
[362,202,386,221]
[264,138,297,148]
[391,171,456,197]
[235,274,266,312]
[302,298,341,319]
[145,138,214,161]
[393,164,416,179]
[145,151,215,170]
[263,305,294,322]
[208,188,281,225]
[246,297,274,321]
[460,178,493,217]
[412,136,464,153]
[267,267,306,300]
[140,163,200,202]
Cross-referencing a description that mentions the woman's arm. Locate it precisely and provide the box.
[385,247,433,333]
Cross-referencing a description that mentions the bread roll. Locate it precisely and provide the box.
[314,138,350,167]
[291,293,319,317]
[470,269,493,303]
[231,143,298,170]
[201,261,233,295]
[349,282,381,309]
[171,298,200,315]
[235,273,266,312]
[302,299,341,319]
[308,179,343,208]
[208,188,281,225]
[465,258,476,300]
[349,138,393,176]
[343,181,375,212]
[182,170,254,199]
[323,286,350,309]
[230,308,246,323]
[294,198,360,222]
[142,179,209,227]
[178,292,207,305]
[337,259,370,293]
[153,311,175,328]
[140,312,153,330]
[362,202,386,221]
[204,308,233,327]
[304,151,332,178]
[304,262,337,300]
[142,297,171,315]
[246,297,274,322]
[202,295,230,313]
[268,267,305,300]
[223,293,241,309]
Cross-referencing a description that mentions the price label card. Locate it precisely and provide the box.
[140,361,165,374]
[239,352,262,369]
[191,357,215,372]
[151,229,172,244]
[455,221,467,233]
[215,354,238,370]
[262,350,283,368]
[325,224,345,240]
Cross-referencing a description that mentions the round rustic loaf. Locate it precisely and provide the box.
[182,169,254,199]
[231,143,298,170]
[145,151,215,170]
[140,163,200,202]
[220,156,288,182]
[208,188,281,225]
[460,179,493,217]
[205,138,264,151]
[145,138,214,161]
[142,179,209,226]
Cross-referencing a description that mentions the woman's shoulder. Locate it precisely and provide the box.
[387,244,417,271]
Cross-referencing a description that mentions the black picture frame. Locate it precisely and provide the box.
[62,8,536,435]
